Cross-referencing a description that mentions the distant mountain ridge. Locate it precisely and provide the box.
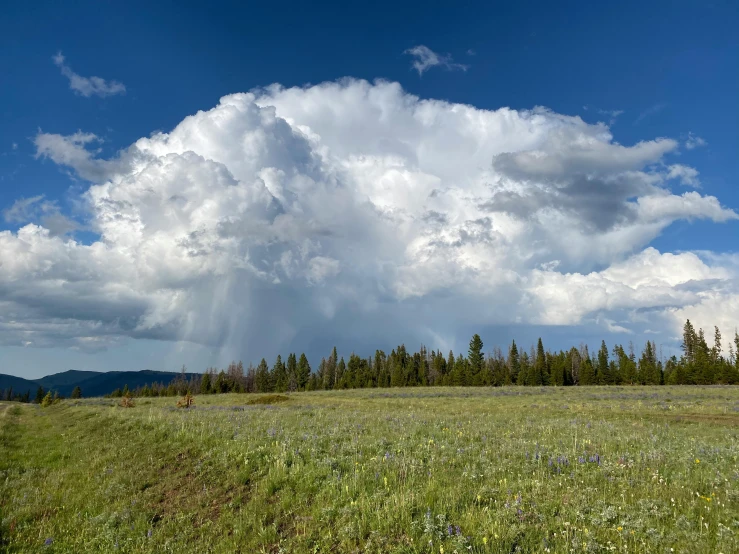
[0,374,40,398]
[36,370,101,390]
[0,369,199,398]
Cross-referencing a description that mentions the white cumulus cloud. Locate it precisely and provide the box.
[0,79,736,357]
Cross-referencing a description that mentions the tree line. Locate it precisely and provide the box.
[103,319,738,398]
[0,385,81,404]
[2,320,736,403]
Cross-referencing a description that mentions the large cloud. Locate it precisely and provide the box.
[2,79,737,356]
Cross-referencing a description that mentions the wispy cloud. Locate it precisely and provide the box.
[685,132,707,150]
[634,103,666,125]
[11,142,17,150]
[3,194,80,235]
[53,51,126,98]
[584,106,624,125]
[404,45,469,76]
[2,195,44,223]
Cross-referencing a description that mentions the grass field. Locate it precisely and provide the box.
[1,387,738,553]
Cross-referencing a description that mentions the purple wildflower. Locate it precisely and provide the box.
[45,538,53,546]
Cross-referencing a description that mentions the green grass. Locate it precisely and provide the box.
[1,387,738,553]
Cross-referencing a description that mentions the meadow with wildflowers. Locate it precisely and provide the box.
[1,386,738,553]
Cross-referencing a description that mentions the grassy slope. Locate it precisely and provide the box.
[0,387,738,553]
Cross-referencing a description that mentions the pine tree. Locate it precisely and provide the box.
[287,353,298,391]
[549,352,565,386]
[681,319,696,365]
[616,343,637,384]
[517,351,530,386]
[35,386,45,404]
[324,348,337,390]
[417,346,429,386]
[376,350,389,387]
[509,341,520,384]
[200,372,212,394]
[695,328,713,384]
[663,355,675,384]
[273,355,288,392]
[579,357,595,385]
[597,340,609,384]
[712,326,722,366]
[336,357,347,389]
[468,334,484,385]
[297,353,311,391]
[255,358,271,392]
[71,386,82,399]
[345,354,360,389]
[390,349,404,387]
[534,338,546,386]
[41,391,53,407]
[638,341,661,385]
[453,353,469,386]
[445,350,455,386]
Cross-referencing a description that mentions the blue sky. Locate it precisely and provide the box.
[0,0,737,378]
